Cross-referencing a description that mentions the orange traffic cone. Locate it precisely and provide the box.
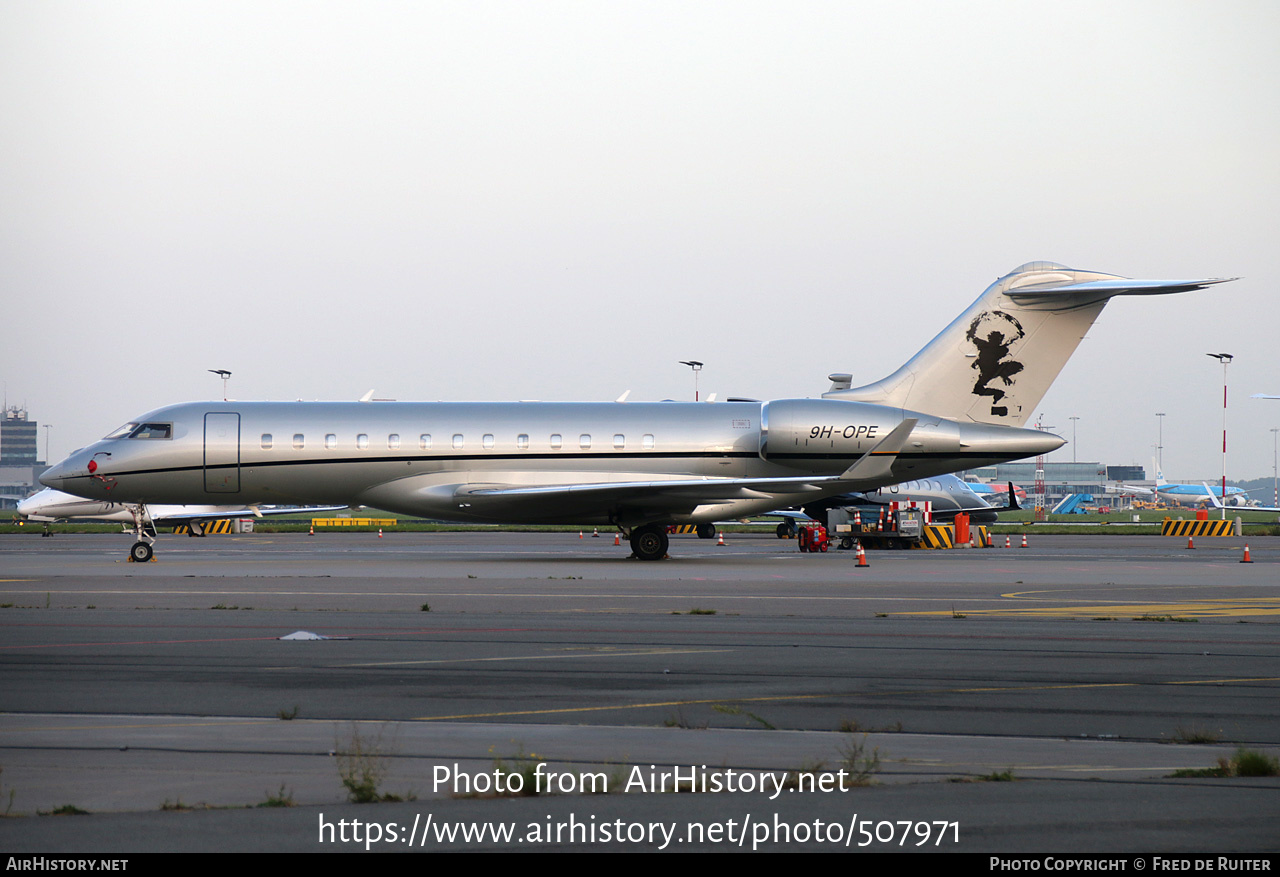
[1005,535,1011,549]
[592,528,599,538]
[614,533,620,546]
[378,528,383,538]
[1187,536,1195,550]
[579,531,583,539]
[717,532,726,546]
[1241,544,1253,563]
[309,523,314,536]
[1020,533,1028,548]
[855,542,869,567]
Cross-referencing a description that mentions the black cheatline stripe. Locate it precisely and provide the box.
[65,449,1022,482]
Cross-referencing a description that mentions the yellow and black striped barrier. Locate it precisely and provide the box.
[1161,518,1235,537]
[171,519,236,535]
[312,518,398,527]
[909,524,991,549]
[668,524,699,534]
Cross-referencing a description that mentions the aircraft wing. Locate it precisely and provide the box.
[1106,483,1154,496]
[390,420,920,526]
[152,505,348,524]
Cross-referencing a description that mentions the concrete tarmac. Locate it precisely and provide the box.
[1,531,1277,852]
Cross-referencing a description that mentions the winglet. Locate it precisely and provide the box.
[839,418,917,481]
[1203,483,1225,510]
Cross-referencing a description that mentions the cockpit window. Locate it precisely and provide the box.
[104,423,138,439]
[126,422,172,440]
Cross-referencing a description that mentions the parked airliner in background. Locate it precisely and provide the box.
[17,488,344,537]
[40,261,1231,561]
[1111,469,1251,508]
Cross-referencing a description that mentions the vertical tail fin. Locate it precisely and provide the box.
[825,262,1233,427]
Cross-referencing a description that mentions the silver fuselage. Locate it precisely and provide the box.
[41,399,1061,527]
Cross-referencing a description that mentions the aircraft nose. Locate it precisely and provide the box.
[40,455,79,491]
[40,462,65,491]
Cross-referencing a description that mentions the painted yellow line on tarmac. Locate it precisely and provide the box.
[341,647,733,668]
[412,675,1280,721]
[901,599,1280,618]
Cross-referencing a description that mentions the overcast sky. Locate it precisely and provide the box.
[3,1,1278,481]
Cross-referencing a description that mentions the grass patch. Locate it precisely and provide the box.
[712,704,776,730]
[490,746,545,797]
[258,785,296,808]
[662,708,707,730]
[1170,724,1222,744]
[1133,614,1198,623]
[335,725,406,803]
[949,770,1016,783]
[41,804,89,816]
[836,734,881,786]
[277,705,300,721]
[838,719,903,733]
[684,608,716,615]
[1171,748,1280,778]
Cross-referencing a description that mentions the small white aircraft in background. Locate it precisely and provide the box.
[16,488,344,538]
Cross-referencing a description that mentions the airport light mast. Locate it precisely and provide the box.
[1206,353,1232,520]
[679,361,703,402]
[1155,412,1165,475]
[208,369,232,402]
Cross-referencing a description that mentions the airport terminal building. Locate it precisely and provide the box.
[965,461,1150,510]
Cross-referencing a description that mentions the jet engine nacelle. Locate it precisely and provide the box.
[760,399,905,467]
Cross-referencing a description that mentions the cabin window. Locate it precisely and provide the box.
[452,434,464,449]
[516,434,529,449]
[580,434,592,449]
[482,434,495,449]
[613,434,625,449]
[642,434,655,449]
[550,434,562,449]
[293,434,304,449]
[325,434,337,449]
[420,434,432,449]
[388,434,400,449]
[356,433,369,449]
[261,434,273,450]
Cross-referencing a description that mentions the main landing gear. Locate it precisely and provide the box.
[627,523,669,561]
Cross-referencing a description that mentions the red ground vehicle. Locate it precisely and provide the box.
[797,523,829,552]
